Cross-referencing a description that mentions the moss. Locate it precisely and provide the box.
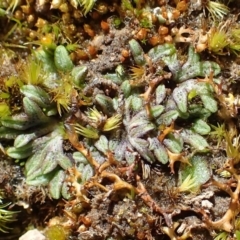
[45,225,69,240]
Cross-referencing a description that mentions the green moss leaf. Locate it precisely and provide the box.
[129,39,146,66]
[170,46,221,82]
[35,49,57,73]
[7,143,33,159]
[201,61,221,77]
[73,152,88,164]
[121,80,131,97]
[54,45,74,72]
[150,105,165,119]
[25,132,72,180]
[130,95,143,111]
[129,137,155,163]
[148,43,177,63]
[71,65,88,87]
[179,154,211,190]
[188,104,212,118]
[163,133,183,153]
[57,154,73,170]
[94,135,109,154]
[41,151,59,175]
[23,97,50,123]
[180,129,209,151]
[26,170,55,186]
[14,124,55,148]
[0,127,21,139]
[49,170,65,199]
[95,93,115,115]
[81,164,94,182]
[20,85,51,108]
[149,138,169,164]
[1,113,32,130]
[156,110,179,125]
[192,119,211,135]
[200,94,218,113]
[172,85,188,113]
[156,84,166,104]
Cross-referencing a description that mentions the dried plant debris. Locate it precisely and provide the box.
[1,0,240,239]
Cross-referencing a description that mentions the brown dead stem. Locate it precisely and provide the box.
[97,168,172,226]
[83,152,119,191]
[85,180,109,192]
[65,123,100,169]
[158,121,175,142]
[65,167,90,204]
[197,71,222,95]
[97,151,118,173]
[201,159,240,232]
[167,150,190,174]
[66,117,173,227]
[135,176,172,226]
[161,222,192,240]
[100,171,134,192]
[140,73,171,118]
